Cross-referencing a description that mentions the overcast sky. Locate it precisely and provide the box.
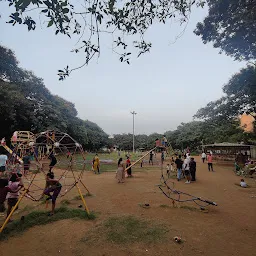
[0,4,246,136]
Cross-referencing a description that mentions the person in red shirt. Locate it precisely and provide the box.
[207,153,214,171]
[126,157,132,177]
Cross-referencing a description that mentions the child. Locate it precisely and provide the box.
[240,179,247,188]
[6,173,24,221]
[166,164,170,178]
[48,151,57,174]
[44,172,62,216]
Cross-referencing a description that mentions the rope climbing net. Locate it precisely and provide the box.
[4,130,88,202]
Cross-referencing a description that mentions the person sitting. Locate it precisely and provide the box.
[240,179,247,188]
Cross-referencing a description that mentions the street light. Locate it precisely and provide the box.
[131,111,137,153]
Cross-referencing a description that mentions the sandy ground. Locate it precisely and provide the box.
[0,156,256,256]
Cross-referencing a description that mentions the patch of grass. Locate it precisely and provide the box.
[73,192,93,200]
[160,204,171,208]
[180,205,198,211]
[0,207,96,241]
[60,199,71,205]
[88,216,168,244]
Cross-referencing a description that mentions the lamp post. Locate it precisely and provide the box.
[131,111,137,153]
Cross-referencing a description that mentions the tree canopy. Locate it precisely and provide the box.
[194,0,256,61]
[3,0,205,79]
[0,45,110,149]
[195,65,256,121]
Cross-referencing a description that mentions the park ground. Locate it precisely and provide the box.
[0,155,255,256]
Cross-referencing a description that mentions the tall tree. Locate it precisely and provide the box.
[3,0,204,78]
[195,65,256,121]
[194,0,256,61]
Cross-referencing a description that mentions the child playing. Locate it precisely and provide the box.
[44,172,62,216]
[48,151,57,174]
[6,173,24,221]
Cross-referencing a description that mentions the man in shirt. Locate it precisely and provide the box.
[207,153,214,171]
[201,152,206,163]
[183,155,191,184]
[175,155,183,181]
[0,154,8,176]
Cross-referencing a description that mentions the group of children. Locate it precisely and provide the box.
[0,149,61,221]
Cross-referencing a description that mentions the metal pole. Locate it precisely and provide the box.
[131,111,137,153]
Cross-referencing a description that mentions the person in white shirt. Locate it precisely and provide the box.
[240,179,247,188]
[183,156,191,184]
[201,152,206,163]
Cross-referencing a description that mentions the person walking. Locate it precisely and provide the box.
[201,152,206,163]
[207,153,214,172]
[189,157,196,181]
[175,155,183,181]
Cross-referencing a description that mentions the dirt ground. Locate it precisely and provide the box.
[0,156,256,256]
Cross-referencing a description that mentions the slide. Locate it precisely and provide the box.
[1,144,23,164]
[124,147,157,172]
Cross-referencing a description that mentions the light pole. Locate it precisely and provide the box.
[131,111,137,153]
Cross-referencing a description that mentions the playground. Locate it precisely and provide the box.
[0,152,255,256]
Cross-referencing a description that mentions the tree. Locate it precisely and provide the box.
[195,65,256,121]
[194,0,256,61]
[83,120,109,150]
[3,0,204,79]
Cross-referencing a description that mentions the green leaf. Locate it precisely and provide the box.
[47,19,53,27]
[63,8,69,14]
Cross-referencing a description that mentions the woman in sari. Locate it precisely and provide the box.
[116,158,125,183]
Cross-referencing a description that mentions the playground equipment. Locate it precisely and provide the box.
[0,130,91,233]
[0,142,23,164]
[158,170,217,208]
[124,147,157,172]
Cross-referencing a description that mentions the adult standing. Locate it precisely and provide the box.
[183,155,191,184]
[149,151,153,165]
[175,155,183,181]
[189,157,196,181]
[201,152,206,163]
[126,156,132,177]
[93,154,100,174]
[0,153,8,177]
[207,153,214,172]
[116,158,125,183]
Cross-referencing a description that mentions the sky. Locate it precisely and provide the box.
[0,3,246,136]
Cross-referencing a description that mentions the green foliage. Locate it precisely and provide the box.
[194,0,256,61]
[83,120,110,150]
[0,207,96,241]
[3,0,205,78]
[0,44,111,150]
[195,65,256,124]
